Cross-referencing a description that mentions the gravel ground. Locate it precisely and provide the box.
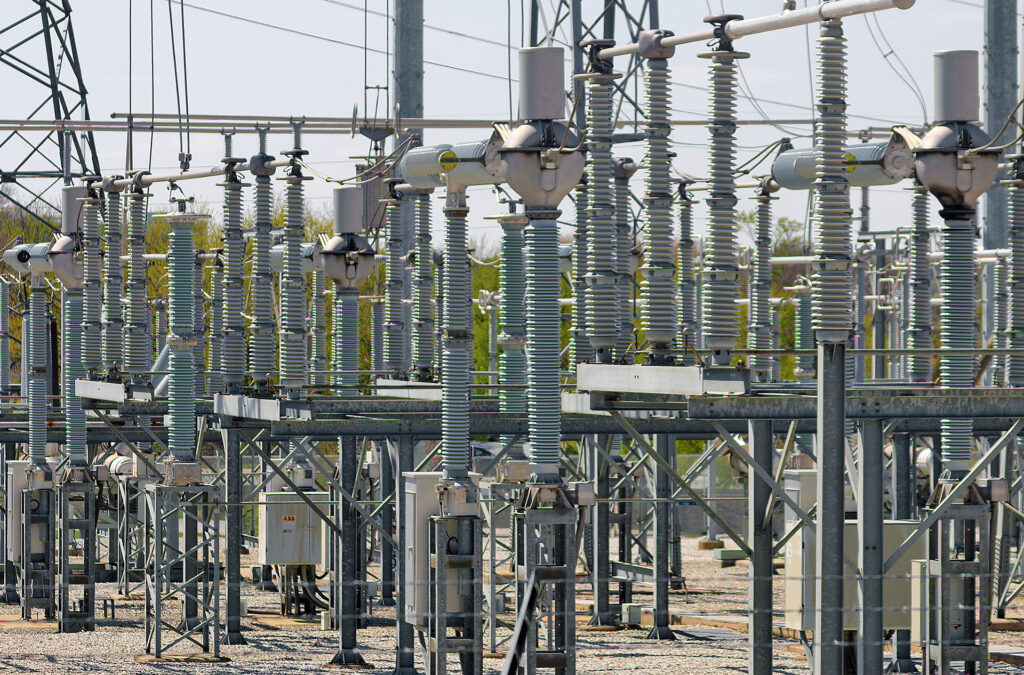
[0,536,1021,673]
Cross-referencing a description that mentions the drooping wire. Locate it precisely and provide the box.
[127,0,133,172]
[863,14,927,126]
[178,0,191,157]
[507,0,514,122]
[148,0,155,171]
[166,0,184,159]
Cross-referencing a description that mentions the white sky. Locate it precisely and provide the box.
[0,0,1011,250]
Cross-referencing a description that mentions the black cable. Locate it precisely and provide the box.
[148,0,155,171]
[165,0,183,157]
[863,14,927,126]
[508,0,514,122]
[178,0,191,157]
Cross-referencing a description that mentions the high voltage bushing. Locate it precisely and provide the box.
[309,268,327,388]
[677,181,698,360]
[80,189,103,374]
[410,190,435,380]
[248,129,277,388]
[1009,171,1024,386]
[749,179,778,383]
[207,258,224,394]
[27,275,47,465]
[613,157,638,361]
[440,188,472,476]
[994,255,1009,385]
[909,184,932,382]
[384,193,407,376]
[101,188,124,374]
[0,278,8,393]
[793,287,814,376]
[498,213,527,456]
[123,187,151,378]
[811,20,852,344]
[278,124,311,394]
[572,177,593,365]
[165,212,207,461]
[192,244,207,397]
[582,41,619,361]
[699,22,745,366]
[640,31,678,363]
[219,134,248,392]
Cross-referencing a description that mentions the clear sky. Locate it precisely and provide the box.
[0,0,1010,250]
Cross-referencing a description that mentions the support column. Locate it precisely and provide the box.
[748,419,773,674]
[222,429,245,644]
[647,434,675,640]
[857,419,883,673]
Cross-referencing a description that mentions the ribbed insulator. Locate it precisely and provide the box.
[585,75,618,352]
[193,255,207,397]
[703,56,746,364]
[123,192,151,375]
[499,217,526,455]
[794,294,814,375]
[167,219,196,461]
[401,191,415,374]
[853,260,866,382]
[525,215,561,476]
[207,263,224,394]
[441,203,471,475]
[572,181,593,364]
[411,192,435,378]
[993,257,1009,386]
[309,271,327,387]
[249,174,276,386]
[899,266,911,379]
[28,282,47,464]
[63,290,87,465]
[0,280,8,393]
[909,187,933,383]
[372,300,384,373]
[333,288,360,389]
[155,303,167,353]
[102,191,124,373]
[384,200,406,374]
[278,171,307,392]
[811,22,853,343]
[81,196,103,373]
[677,194,698,359]
[221,179,246,390]
[940,218,977,473]
[1009,182,1024,386]
[641,58,677,358]
[771,305,782,382]
[614,176,634,361]
[748,194,773,382]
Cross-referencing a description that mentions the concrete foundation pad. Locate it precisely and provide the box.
[133,654,229,663]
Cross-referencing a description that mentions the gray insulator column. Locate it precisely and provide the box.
[498,214,527,457]
[1009,181,1024,385]
[794,292,814,376]
[371,299,384,376]
[249,130,277,388]
[572,179,593,365]
[102,191,124,374]
[613,158,637,361]
[994,256,1009,385]
[81,193,103,374]
[748,186,775,382]
[0,279,8,393]
[28,277,47,466]
[334,290,359,387]
[193,252,207,397]
[939,213,977,474]
[811,19,852,675]
[700,44,745,366]
[440,192,471,477]
[584,72,619,361]
[62,287,86,465]
[220,145,247,392]
[309,271,327,387]
[279,126,310,395]
[525,211,562,479]
[123,189,150,379]
[384,200,406,376]
[411,191,435,380]
[208,260,224,394]
[677,185,698,360]
[167,215,199,462]
[641,55,677,363]
[909,185,933,383]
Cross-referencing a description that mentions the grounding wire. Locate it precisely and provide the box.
[863,14,927,126]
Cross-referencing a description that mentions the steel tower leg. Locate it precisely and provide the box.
[748,419,773,674]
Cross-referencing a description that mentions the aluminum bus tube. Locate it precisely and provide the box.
[597,0,915,59]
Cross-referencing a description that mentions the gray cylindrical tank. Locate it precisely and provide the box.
[772,139,914,190]
[333,186,364,235]
[398,139,504,190]
[934,50,979,123]
[61,185,88,235]
[519,47,565,120]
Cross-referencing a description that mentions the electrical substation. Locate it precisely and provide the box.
[4,0,1024,673]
